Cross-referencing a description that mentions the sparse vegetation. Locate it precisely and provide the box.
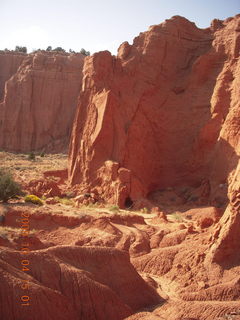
[15,46,27,53]
[109,205,120,212]
[61,198,75,206]
[140,207,149,214]
[59,198,74,206]
[87,203,98,208]
[0,226,20,239]
[65,191,75,199]
[80,48,90,56]
[171,213,184,222]
[28,152,36,161]
[54,197,74,206]
[0,169,22,202]
[53,47,66,52]
[0,226,36,240]
[0,151,68,182]
[24,194,43,206]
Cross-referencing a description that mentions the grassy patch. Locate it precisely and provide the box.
[54,197,74,206]
[171,213,184,222]
[109,205,120,213]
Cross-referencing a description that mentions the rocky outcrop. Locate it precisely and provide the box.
[69,15,240,208]
[0,51,26,101]
[0,51,84,152]
[207,160,240,265]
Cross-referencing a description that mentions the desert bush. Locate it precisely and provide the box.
[24,195,43,206]
[28,152,35,161]
[40,151,45,157]
[0,169,22,202]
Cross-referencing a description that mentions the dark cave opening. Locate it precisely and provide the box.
[125,197,133,209]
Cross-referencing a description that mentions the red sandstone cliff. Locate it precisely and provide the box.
[0,51,26,101]
[69,15,240,208]
[0,51,84,152]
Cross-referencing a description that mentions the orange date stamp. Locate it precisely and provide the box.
[19,211,31,306]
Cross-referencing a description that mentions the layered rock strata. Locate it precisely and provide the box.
[0,51,26,101]
[69,15,240,208]
[0,52,84,152]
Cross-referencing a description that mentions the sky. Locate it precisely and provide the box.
[0,0,239,55]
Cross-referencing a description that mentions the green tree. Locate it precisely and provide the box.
[53,47,66,52]
[0,169,22,202]
[15,46,27,53]
[46,46,52,51]
[80,48,90,56]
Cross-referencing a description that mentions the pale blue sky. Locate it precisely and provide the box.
[0,0,239,54]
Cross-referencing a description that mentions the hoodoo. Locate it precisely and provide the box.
[69,15,240,208]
